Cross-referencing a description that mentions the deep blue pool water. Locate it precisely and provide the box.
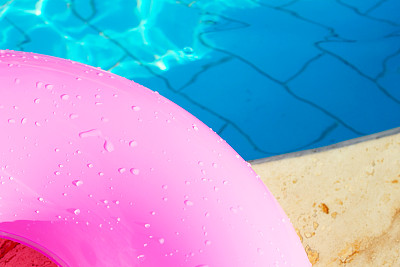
[1,0,399,160]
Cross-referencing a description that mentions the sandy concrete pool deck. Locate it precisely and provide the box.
[251,127,400,266]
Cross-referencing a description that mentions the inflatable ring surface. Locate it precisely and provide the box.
[0,50,310,266]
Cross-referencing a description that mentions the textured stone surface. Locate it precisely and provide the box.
[0,238,57,266]
[252,129,400,266]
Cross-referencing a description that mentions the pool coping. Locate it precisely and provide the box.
[249,127,400,164]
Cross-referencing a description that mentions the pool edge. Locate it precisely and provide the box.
[249,127,400,164]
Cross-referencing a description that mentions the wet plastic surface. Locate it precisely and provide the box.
[0,51,310,266]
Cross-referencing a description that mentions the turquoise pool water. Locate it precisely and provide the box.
[1,0,399,160]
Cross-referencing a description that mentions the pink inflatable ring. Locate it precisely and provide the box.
[0,50,310,266]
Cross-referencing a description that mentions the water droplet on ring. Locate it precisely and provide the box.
[72,180,83,187]
[130,168,139,175]
[184,200,194,206]
[60,94,70,100]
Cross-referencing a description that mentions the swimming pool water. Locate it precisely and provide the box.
[1,0,399,160]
